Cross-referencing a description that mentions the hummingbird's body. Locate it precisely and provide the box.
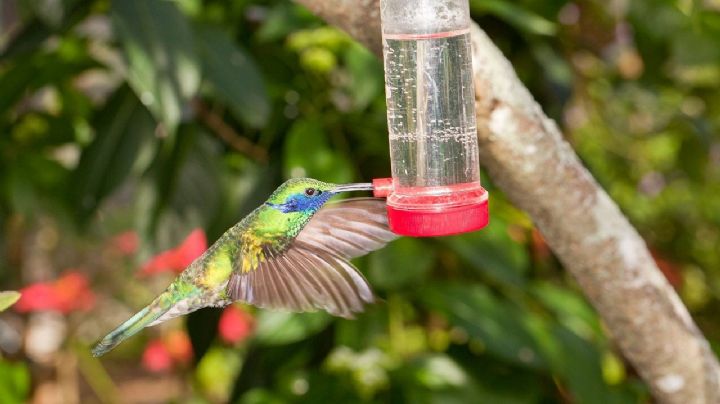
[92,178,396,356]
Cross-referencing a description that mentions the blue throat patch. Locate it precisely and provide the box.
[266,191,335,213]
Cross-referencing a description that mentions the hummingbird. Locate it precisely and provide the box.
[92,178,397,357]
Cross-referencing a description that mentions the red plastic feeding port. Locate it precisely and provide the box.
[372,177,394,197]
[373,179,489,237]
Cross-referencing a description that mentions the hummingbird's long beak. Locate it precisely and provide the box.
[332,183,374,193]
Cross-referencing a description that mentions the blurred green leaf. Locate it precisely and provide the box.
[255,2,318,43]
[422,283,546,369]
[141,129,224,246]
[283,119,354,183]
[0,47,95,116]
[71,86,155,220]
[196,346,243,402]
[0,360,30,402]
[471,0,557,36]
[602,351,627,386]
[0,0,93,59]
[111,0,200,133]
[402,354,538,404]
[546,327,610,404]
[0,291,20,312]
[287,27,349,53]
[344,43,384,110]
[5,153,68,215]
[411,354,467,389]
[334,306,388,350]
[368,238,434,290]
[254,311,331,346]
[237,388,286,404]
[531,282,602,339]
[196,25,270,128]
[670,30,720,87]
[443,217,529,287]
[448,351,544,404]
[326,346,397,398]
[298,47,337,73]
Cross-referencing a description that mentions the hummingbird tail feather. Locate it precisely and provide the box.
[91,298,170,357]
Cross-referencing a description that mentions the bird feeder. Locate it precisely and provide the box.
[372,0,489,237]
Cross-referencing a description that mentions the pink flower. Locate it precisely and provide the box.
[139,229,207,276]
[112,231,139,256]
[15,271,95,314]
[218,305,254,344]
[142,339,173,372]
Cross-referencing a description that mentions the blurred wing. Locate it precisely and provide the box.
[227,198,397,317]
[296,198,397,259]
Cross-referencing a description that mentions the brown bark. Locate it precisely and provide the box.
[294,1,720,402]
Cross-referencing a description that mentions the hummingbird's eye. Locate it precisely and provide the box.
[304,188,316,196]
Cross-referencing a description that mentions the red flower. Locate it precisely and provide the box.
[218,305,254,344]
[142,339,173,372]
[112,231,139,256]
[15,271,95,314]
[139,229,207,276]
[142,331,194,373]
[54,272,95,311]
[164,329,193,365]
[651,250,682,288]
[14,283,58,313]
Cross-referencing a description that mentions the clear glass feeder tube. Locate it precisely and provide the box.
[379,0,488,236]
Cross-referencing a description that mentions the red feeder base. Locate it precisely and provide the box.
[373,178,490,237]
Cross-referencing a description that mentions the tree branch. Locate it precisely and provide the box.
[294,1,720,402]
[192,100,268,163]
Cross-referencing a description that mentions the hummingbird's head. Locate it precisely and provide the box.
[265,178,373,214]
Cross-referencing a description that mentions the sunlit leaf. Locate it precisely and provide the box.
[196,346,243,402]
[0,291,20,312]
[111,0,201,133]
[253,311,331,346]
[412,354,467,389]
[602,351,627,385]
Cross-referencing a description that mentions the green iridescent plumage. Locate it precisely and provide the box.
[92,178,397,357]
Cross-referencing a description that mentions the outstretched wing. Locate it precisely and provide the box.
[226,198,397,317]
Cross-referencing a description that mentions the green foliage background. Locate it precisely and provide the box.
[1,0,719,402]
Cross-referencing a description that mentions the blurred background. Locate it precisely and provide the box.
[1,0,719,403]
